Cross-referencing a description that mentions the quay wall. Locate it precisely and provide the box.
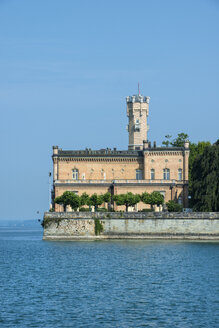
[43,212,219,240]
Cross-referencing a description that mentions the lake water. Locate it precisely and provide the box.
[0,227,218,328]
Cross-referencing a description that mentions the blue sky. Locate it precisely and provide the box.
[0,0,218,220]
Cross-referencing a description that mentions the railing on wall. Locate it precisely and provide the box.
[55,179,186,184]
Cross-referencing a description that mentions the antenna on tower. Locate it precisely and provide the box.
[138,82,140,95]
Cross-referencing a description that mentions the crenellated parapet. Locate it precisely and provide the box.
[126,95,150,104]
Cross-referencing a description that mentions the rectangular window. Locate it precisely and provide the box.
[163,168,170,180]
[150,169,155,180]
[72,169,78,180]
[136,169,142,180]
[178,169,182,181]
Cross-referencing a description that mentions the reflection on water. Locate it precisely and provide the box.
[0,227,218,327]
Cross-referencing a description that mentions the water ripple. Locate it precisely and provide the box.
[0,229,218,327]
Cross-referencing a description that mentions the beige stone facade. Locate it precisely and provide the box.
[126,94,150,150]
[52,93,189,211]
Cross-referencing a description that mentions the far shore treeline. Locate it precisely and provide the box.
[54,134,219,213]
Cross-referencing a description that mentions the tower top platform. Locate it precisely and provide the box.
[126,94,150,104]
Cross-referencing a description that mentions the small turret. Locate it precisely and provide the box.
[184,140,190,149]
[52,146,59,182]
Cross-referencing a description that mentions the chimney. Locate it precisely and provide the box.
[143,140,149,150]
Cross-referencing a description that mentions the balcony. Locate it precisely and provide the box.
[55,179,186,185]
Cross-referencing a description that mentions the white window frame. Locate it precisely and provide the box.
[163,168,170,180]
[72,169,79,180]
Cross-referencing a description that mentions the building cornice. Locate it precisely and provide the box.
[54,182,112,187]
[53,147,186,160]
[57,157,143,162]
[145,151,184,156]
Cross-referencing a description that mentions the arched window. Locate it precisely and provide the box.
[150,169,155,180]
[72,169,78,180]
[134,119,140,132]
[163,168,170,180]
[178,168,182,181]
[136,169,142,180]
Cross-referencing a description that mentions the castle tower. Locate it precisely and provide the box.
[126,94,150,150]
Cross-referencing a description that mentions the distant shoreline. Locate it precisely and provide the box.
[0,220,42,228]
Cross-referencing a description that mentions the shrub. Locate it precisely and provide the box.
[140,208,154,212]
[96,208,108,212]
[94,219,103,235]
[79,207,90,212]
[166,200,182,212]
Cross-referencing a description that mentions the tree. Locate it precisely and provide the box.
[113,192,141,211]
[69,193,80,211]
[162,134,211,202]
[141,191,164,209]
[102,192,111,203]
[189,141,211,194]
[170,133,189,147]
[162,135,172,147]
[113,194,125,208]
[54,191,72,211]
[141,192,151,205]
[54,195,64,209]
[89,193,104,211]
[150,191,164,206]
[80,192,90,207]
[54,191,80,211]
[191,140,219,211]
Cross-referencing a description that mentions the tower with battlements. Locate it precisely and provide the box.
[126,94,150,150]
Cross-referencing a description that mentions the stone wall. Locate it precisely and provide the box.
[43,212,219,240]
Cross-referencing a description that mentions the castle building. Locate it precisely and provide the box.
[52,93,189,211]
